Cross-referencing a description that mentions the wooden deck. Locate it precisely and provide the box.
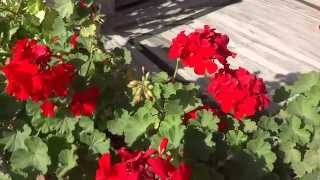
[102,0,320,90]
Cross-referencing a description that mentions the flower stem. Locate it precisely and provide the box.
[85,41,94,77]
[172,59,179,82]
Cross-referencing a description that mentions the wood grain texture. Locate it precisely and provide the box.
[137,0,320,87]
[103,0,320,90]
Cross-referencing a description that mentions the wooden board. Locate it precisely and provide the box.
[134,0,320,90]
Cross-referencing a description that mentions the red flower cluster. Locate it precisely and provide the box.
[71,86,100,116]
[1,38,75,117]
[207,68,270,119]
[168,25,236,75]
[2,38,75,101]
[96,138,191,180]
[183,105,229,131]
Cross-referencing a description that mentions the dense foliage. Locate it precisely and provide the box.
[0,0,319,180]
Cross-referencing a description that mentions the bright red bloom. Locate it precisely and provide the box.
[2,61,39,100]
[70,33,79,49]
[170,162,191,180]
[41,101,56,118]
[168,25,236,75]
[96,138,191,180]
[2,38,75,101]
[207,68,270,120]
[11,38,51,65]
[50,63,75,97]
[70,86,100,116]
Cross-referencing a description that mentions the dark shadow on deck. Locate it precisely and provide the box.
[102,0,241,40]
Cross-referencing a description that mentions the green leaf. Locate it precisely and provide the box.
[107,103,159,146]
[0,171,11,180]
[258,116,279,133]
[79,117,94,133]
[184,127,212,162]
[226,130,247,146]
[165,99,184,116]
[279,142,301,164]
[290,71,320,95]
[42,10,67,39]
[243,120,257,133]
[301,170,320,180]
[80,60,95,77]
[302,149,320,174]
[191,164,224,180]
[80,130,110,154]
[157,115,185,149]
[106,110,130,135]
[53,0,74,18]
[0,94,22,121]
[26,0,44,15]
[56,146,78,178]
[196,110,219,131]
[161,83,176,99]
[287,93,320,126]
[308,129,320,150]
[25,100,40,116]
[0,125,31,152]
[152,72,169,83]
[279,115,311,145]
[173,83,200,111]
[10,137,51,174]
[31,113,60,134]
[246,136,276,171]
[56,117,78,143]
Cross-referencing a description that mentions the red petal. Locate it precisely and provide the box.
[170,162,191,180]
[41,101,56,118]
[159,137,169,153]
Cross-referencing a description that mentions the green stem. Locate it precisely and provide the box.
[13,1,23,21]
[85,41,94,77]
[172,59,180,81]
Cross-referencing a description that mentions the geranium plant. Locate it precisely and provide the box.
[0,1,320,180]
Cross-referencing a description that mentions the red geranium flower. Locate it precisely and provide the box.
[50,63,75,97]
[11,38,51,65]
[96,138,191,180]
[70,86,101,116]
[168,25,236,75]
[2,61,39,100]
[70,33,79,49]
[2,38,75,101]
[41,101,56,118]
[207,67,270,120]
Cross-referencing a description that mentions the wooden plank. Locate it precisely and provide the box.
[104,0,240,38]
[136,0,320,86]
[300,0,320,7]
[101,31,161,74]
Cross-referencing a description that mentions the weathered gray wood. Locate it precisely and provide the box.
[101,31,161,73]
[115,0,143,7]
[97,0,116,14]
[136,0,320,88]
[102,0,320,90]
